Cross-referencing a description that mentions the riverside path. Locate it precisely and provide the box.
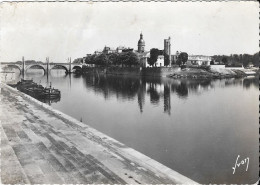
[0,83,197,184]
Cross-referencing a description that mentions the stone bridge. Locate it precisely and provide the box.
[0,61,85,75]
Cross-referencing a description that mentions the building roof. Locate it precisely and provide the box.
[138,39,145,45]
[138,33,145,46]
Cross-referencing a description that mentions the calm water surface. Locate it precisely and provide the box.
[4,69,259,183]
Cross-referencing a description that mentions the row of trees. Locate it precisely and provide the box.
[173,52,258,67]
[212,53,259,67]
[15,60,44,64]
[175,52,188,66]
[84,52,139,67]
[73,58,84,64]
[79,51,258,68]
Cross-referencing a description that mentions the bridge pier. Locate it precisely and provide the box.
[1,58,84,75]
[69,57,72,73]
[46,57,49,73]
[22,56,25,78]
[65,57,72,74]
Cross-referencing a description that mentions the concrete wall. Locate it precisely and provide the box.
[1,83,198,184]
[82,66,180,77]
[210,65,226,70]
[106,66,141,76]
[142,67,180,77]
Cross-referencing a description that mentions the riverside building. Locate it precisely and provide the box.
[138,33,172,67]
[187,55,212,66]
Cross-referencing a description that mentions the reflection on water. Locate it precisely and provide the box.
[243,77,259,89]
[82,74,258,115]
[2,69,259,184]
[38,96,61,105]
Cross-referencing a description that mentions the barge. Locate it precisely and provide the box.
[13,79,61,101]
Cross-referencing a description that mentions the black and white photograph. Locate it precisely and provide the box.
[0,1,259,184]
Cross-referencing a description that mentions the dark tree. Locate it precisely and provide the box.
[73,58,83,64]
[148,48,159,66]
[118,52,128,66]
[221,57,228,65]
[212,55,222,64]
[127,52,139,66]
[119,52,139,67]
[252,52,259,67]
[85,55,92,64]
[94,53,109,66]
[108,53,119,65]
[242,54,252,67]
[176,52,188,66]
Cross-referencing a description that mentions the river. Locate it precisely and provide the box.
[2,68,259,184]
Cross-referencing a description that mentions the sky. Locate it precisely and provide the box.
[0,1,259,62]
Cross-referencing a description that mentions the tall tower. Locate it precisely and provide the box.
[138,32,145,53]
[164,37,171,66]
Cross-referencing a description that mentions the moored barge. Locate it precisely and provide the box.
[14,79,61,100]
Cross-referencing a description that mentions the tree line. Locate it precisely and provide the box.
[15,60,44,64]
[84,49,172,67]
[83,52,139,67]
[212,52,259,67]
[77,51,259,67]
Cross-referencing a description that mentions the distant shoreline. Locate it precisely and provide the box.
[168,67,259,79]
[0,71,15,73]
[80,66,259,79]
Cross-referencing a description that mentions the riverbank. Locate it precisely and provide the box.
[82,66,179,77]
[167,67,259,79]
[0,83,197,184]
[81,66,259,79]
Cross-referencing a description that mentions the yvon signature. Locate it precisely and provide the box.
[232,155,249,174]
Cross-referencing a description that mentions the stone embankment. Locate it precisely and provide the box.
[82,66,180,77]
[168,67,258,79]
[0,83,198,184]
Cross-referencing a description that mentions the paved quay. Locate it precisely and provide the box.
[0,83,197,184]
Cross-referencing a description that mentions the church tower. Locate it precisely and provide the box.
[164,37,171,66]
[138,32,145,53]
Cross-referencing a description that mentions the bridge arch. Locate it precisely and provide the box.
[50,65,69,73]
[26,64,46,74]
[72,65,82,71]
[4,64,22,74]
